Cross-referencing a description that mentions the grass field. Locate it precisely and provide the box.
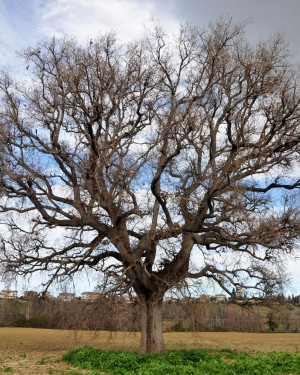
[0,328,299,374]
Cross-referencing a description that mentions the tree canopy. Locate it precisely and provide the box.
[0,19,300,352]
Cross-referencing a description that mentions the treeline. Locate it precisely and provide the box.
[0,297,299,333]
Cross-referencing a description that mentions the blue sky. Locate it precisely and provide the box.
[0,0,300,296]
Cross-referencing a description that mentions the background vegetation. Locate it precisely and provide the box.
[1,297,300,333]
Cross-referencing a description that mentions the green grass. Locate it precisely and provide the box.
[36,357,47,365]
[62,346,300,375]
[0,368,13,373]
[48,370,98,375]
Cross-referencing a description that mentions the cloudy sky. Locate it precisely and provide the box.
[1,0,300,72]
[0,0,300,296]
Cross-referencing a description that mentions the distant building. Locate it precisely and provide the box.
[199,294,210,302]
[58,292,75,301]
[44,291,55,299]
[122,295,139,304]
[236,287,243,299]
[122,295,131,303]
[24,291,38,300]
[81,292,102,301]
[215,294,226,302]
[0,290,17,299]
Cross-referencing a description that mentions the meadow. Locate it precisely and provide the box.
[0,328,300,374]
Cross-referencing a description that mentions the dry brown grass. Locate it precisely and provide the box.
[0,328,299,374]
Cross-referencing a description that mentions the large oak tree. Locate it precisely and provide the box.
[0,20,300,352]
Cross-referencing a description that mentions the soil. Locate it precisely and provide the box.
[0,328,299,374]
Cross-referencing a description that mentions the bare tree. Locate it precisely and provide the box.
[0,19,300,352]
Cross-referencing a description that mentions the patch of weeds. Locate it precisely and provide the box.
[37,357,47,365]
[48,370,100,375]
[219,348,235,353]
[62,346,300,375]
[2,368,13,373]
[19,353,26,358]
[37,356,53,365]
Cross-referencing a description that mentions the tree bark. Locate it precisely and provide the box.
[139,296,165,353]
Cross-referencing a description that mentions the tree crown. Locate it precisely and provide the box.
[0,20,299,298]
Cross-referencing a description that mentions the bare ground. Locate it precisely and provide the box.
[0,328,299,374]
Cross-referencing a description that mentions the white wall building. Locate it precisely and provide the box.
[81,292,102,301]
[0,290,17,299]
[58,292,75,301]
[215,294,226,302]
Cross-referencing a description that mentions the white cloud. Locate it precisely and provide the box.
[0,0,179,78]
[0,11,23,72]
[37,0,169,43]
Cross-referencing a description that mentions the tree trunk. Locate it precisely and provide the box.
[139,296,165,353]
